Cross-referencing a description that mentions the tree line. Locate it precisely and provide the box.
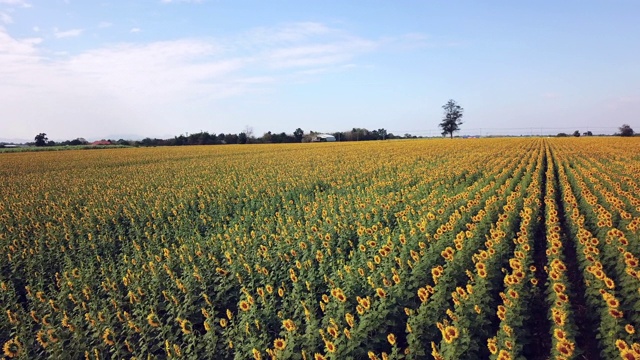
[17,99,636,148]
[24,128,407,148]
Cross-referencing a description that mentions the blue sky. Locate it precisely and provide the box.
[1,0,638,141]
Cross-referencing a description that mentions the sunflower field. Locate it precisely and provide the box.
[1,138,639,360]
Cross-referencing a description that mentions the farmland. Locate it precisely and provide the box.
[1,138,639,359]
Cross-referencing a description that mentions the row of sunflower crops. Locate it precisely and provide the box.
[1,138,639,359]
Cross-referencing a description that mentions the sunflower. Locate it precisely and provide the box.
[418,288,429,303]
[179,318,192,334]
[283,319,296,332]
[619,349,640,360]
[625,324,635,335]
[442,326,459,343]
[360,297,371,310]
[553,328,567,341]
[604,278,615,289]
[274,338,287,351]
[609,309,624,319]
[325,340,336,352]
[556,341,575,357]
[487,339,498,354]
[46,329,58,343]
[497,349,512,360]
[103,328,115,346]
[314,353,327,360]
[147,312,161,327]
[387,333,396,346]
[552,309,566,326]
[553,283,566,293]
[239,300,251,312]
[617,339,629,351]
[252,348,261,360]
[376,288,386,298]
[36,330,49,348]
[3,338,22,358]
[345,313,354,327]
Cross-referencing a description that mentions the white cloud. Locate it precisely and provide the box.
[98,21,112,28]
[54,28,83,38]
[1,12,12,24]
[130,27,140,33]
[266,40,376,69]
[32,25,39,32]
[231,22,378,70]
[0,22,410,139]
[240,22,334,46]
[0,0,30,7]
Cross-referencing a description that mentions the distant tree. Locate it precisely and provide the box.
[238,132,248,144]
[294,128,304,142]
[583,131,593,136]
[439,99,464,138]
[556,133,569,137]
[375,128,388,140]
[243,126,254,143]
[619,124,635,137]
[34,133,48,147]
[224,133,238,144]
[573,130,581,137]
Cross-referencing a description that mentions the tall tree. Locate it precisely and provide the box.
[439,100,464,138]
[619,124,634,137]
[293,128,304,142]
[34,133,48,147]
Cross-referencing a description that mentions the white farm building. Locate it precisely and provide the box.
[312,134,336,142]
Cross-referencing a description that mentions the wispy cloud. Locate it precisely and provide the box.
[130,27,141,33]
[0,0,31,7]
[0,12,11,24]
[54,28,83,38]
[98,21,112,28]
[0,22,426,138]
